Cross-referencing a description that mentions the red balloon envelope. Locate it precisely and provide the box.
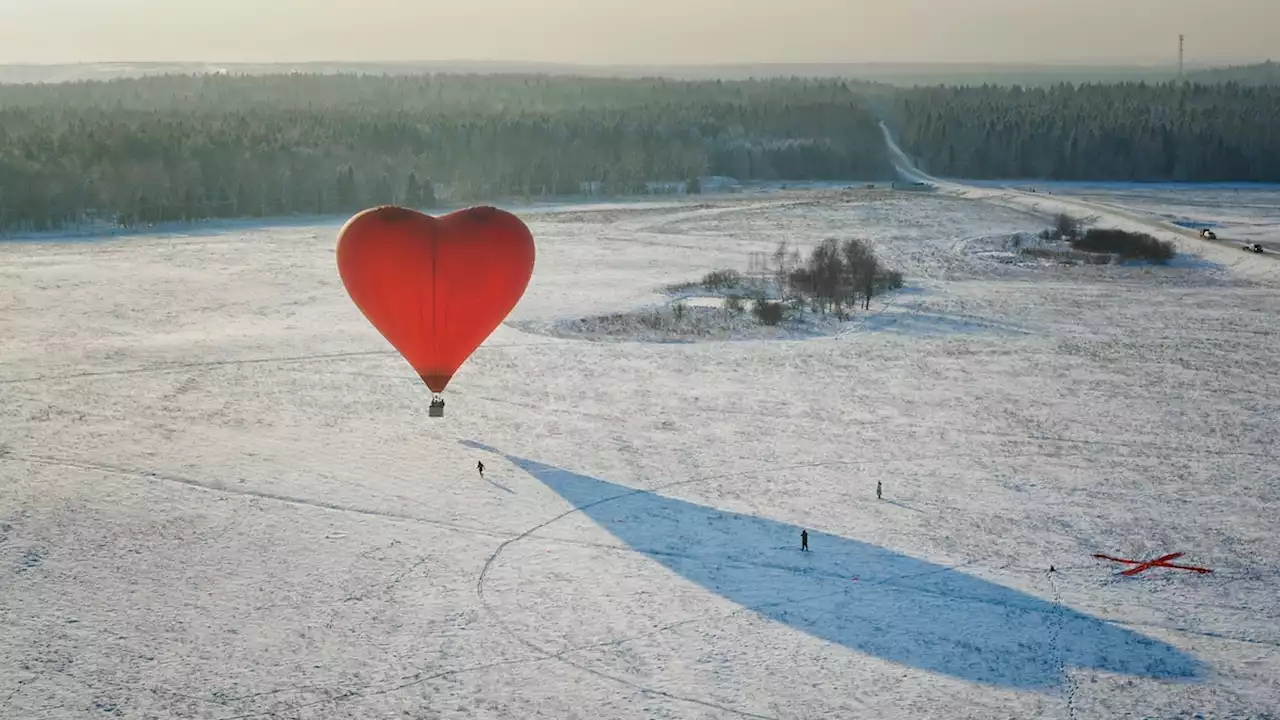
[336,205,535,393]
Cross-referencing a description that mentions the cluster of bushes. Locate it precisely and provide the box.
[700,269,743,292]
[751,298,788,326]
[690,238,903,326]
[1030,213,1176,264]
[1073,228,1176,263]
[775,238,904,316]
[1038,212,1089,242]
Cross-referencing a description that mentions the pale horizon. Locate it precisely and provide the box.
[0,0,1275,67]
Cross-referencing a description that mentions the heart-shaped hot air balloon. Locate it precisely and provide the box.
[336,205,535,410]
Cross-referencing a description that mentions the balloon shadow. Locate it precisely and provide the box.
[465,441,1203,690]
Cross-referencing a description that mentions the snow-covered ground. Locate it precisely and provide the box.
[3,178,1280,719]
[1054,184,1280,250]
[955,180,1280,250]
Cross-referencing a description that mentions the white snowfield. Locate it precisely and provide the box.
[3,166,1280,719]
[880,121,1280,284]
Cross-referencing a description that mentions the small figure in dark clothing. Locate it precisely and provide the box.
[800,530,809,552]
[477,461,485,478]
[876,480,882,500]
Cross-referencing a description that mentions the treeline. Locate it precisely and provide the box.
[1187,61,1280,87]
[0,74,892,233]
[889,82,1280,181]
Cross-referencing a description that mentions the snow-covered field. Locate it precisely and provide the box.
[960,180,1280,251]
[3,183,1280,719]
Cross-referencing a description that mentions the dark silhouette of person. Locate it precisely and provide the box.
[477,461,485,478]
[800,529,809,552]
[876,480,882,500]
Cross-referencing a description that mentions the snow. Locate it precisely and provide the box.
[880,121,1280,285]
[3,171,1280,719]
[953,181,1280,253]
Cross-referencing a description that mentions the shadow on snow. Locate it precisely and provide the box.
[462,440,1203,691]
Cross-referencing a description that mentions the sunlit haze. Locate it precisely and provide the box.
[0,0,1275,66]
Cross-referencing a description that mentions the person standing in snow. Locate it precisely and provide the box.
[876,480,882,500]
[800,529,809,552]
[477,461,485,478]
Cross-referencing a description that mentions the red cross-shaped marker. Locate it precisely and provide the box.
[1093,552,1212,576]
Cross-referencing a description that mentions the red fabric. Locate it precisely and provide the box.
[337,205,535,392]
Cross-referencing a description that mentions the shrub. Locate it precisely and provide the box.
[879,270,906,290]
[753,298,785,326]
[1070,228,1175,263]
[1054,212,1083,240]
[701,269,742,291]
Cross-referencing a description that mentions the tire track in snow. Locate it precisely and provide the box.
[619,198,816,234]
[470,453,996,717]
[0,350,399,386]
[471,451,1079,718]
[589,198,832,253]
[0,452,978,553]
[14,443,1268,569]
[472,462,853,720]
[204,460,874,719]
[538,557,983,667]
[0,339,566,386]
[2,453,516,541]
[0,451,944,563]
[1114,618,1280,651]
[272,365,1280,464]
[474,443,1272,712]
[210,653,565,720]
[1,453,642,719]
[13,449,1268,715]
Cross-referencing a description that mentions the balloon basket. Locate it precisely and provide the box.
[428,404,444,418]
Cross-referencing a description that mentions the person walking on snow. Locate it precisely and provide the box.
[876,480,882,500]
[800,529,809,552]
[477,461,485,478]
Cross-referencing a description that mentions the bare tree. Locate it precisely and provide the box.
[772,240,791,298]
[840,238,883,310]
[1054,213,1083,241]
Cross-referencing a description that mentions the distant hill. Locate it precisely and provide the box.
[0,60,1205,87]
[1186,60,1280,86]
[0,61,591,85]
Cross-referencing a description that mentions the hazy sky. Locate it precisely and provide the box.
[0,0,1275,66]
